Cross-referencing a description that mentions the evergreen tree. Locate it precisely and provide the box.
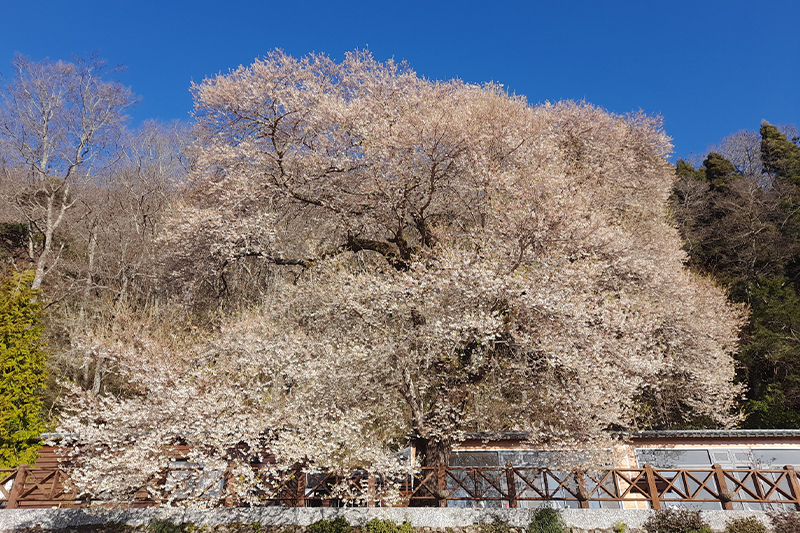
[703,152,738,191]
[761,122,800,183]
[740,277,800,428]
[0,270,48,467]
[672,124,800,428]
[675,158,705,181]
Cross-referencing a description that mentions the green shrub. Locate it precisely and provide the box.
[0,270,49,468]
[528,508,565,533]
[725,517,768,533]
[365,519,414,533]
[309,516,351,533]
[769,511,800,533]
[613,522,628,533]
[479,518,512,533]
[149,519,185,533]
[642,508,710,533]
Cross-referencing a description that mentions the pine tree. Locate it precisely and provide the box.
[0,270,48,467]
[703,152,738,191]
[761,122,800,183]
[673,126,800,428]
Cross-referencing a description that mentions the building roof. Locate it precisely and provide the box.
[460,429,800,442]
[633,429,800,439]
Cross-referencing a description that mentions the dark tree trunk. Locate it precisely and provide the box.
[414,436,453,467]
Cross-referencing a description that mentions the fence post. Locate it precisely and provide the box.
[437,464,447,507]
[6,465,28,509]
[576,470,590,509]
[713,464,734,510]
[505,463,517,508]
[367,474,377,507]
[295,469,306,508]
[222,462,234,508]
[643,464,661,510]
[784,465,800,511]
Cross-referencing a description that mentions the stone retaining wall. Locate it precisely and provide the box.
[0,508,776,533]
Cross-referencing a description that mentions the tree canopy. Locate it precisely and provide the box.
[761,122,800,184]
[55,51,744,502]
[0,55,136,289]
[672,123,800,428]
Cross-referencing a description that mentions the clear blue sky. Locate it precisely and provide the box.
[1,0,798,160]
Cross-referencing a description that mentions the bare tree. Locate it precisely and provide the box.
[57,121,189,395]
[74,120,189,304]
[712,130,766,184]
[0,55,136,289]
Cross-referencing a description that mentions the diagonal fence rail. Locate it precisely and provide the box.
[402,465,800,510]
[2,464,799,510]
[0,465,79,509]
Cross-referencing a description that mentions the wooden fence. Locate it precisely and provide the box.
[0,465,79,509]
[403,465,800,510]
[2,464,800,510]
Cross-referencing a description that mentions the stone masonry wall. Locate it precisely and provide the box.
[0,508,778,533]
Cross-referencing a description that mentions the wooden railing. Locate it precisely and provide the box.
[2,464,800,510]
[0,464,79,508]
[401,465,800,510]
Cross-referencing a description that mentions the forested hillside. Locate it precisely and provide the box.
[0,56,191,465]
[672,123,800,428]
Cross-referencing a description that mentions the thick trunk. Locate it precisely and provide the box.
[414,436,453,467]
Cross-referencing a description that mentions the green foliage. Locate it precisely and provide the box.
[761,122,800,183]
[671,123,800,428]
[479,518,512,533]
[769,511,800,533]
[528,508,565,533]
[676,159,706,181]
[724,517,768,533]
[642,508,710,533]
[613,522,628,533]
[0,269,49,467]
[739,276,800,428]
[746,385,800,428]
[365,519,413,533]
[149,519,186,533]
[0,223,28,260]
[308,517,351,533]
[704,152,738,190]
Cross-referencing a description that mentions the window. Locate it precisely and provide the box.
[164,460,225,499]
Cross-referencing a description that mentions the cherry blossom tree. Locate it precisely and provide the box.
[58,51,744,503]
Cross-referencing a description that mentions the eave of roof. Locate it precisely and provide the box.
[461,432,530,441]
[633,429,800,439]
[461,429,800,441]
